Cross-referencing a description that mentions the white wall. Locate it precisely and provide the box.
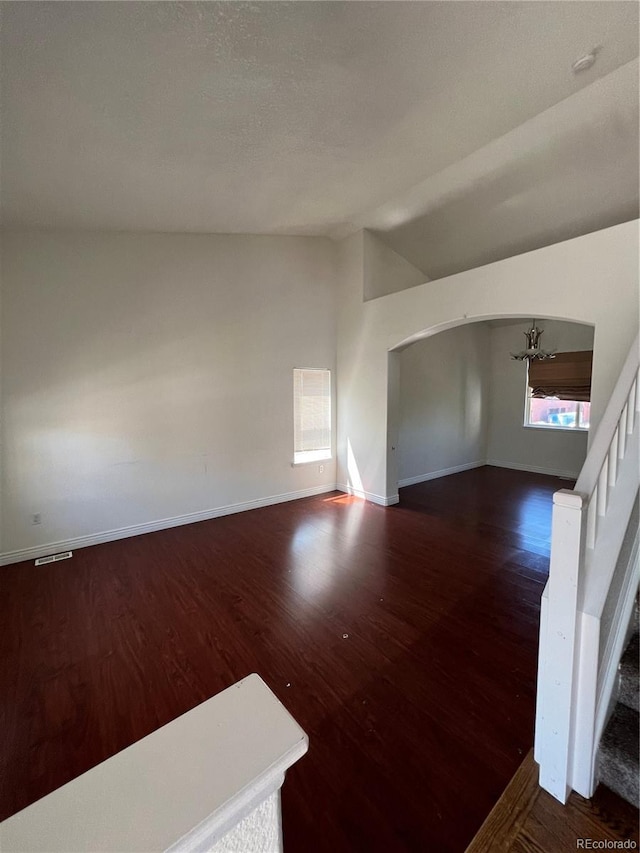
[336,221,639,504]
[486,319,594,478]
[397,323,489,485]
[363,230,427,302]
[1,230,337,560]
[3,222,636,557]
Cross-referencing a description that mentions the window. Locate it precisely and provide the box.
[524,350,592,431]
[526,396,591,430]
[293,368,331,464]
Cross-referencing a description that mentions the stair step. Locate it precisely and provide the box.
[598,702,639,808]
[619,632,639,713]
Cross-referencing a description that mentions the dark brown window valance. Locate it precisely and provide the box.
[528,350,593,402]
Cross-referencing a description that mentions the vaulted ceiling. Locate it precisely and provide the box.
[2,1,638,279]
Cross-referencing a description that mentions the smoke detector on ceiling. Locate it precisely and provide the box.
[572,47,601,74]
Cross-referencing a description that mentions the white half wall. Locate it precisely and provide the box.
[397,323,489,485]
[1,230,337,559]
[337,221,639,504]
[486,319,594,478]
[0,673,307,853]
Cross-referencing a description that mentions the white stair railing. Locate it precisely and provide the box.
[535,334,640,803]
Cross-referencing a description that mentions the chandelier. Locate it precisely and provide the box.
[510,320,556,361]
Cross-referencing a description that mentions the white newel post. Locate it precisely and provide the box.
[537,488,587,803]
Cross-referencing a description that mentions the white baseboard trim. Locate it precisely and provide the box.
[398,460,484,488]
[336,484,399,506]
[486,459,580,479]
[0,484,338,567]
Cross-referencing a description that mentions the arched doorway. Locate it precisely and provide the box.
[386,316,595,498]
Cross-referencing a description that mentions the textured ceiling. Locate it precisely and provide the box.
[1,1,638,276]
[372,59,639,279]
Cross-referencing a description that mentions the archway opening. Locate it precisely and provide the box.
[386,315,595,498]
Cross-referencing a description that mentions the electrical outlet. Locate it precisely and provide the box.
[318,465,324,474]
[32,513,41,525]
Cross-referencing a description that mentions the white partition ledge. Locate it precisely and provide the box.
[1,674,308,852]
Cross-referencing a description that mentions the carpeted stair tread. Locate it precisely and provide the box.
[598,702,639,808]
[619,632,639,713]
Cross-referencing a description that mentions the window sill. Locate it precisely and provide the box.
[291,455,333,467]
[523,424,589,433]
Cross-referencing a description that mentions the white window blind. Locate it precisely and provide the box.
[293,368,331,464]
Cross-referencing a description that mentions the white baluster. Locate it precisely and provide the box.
[618,404,628,459]
[617,415,625,462]
[627,379,637,433]
[608,429,618,487]
[597,460,608,517]
[586,488,597,550]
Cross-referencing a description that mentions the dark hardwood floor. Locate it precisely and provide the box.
[467,750,639,852]
[1,466,570,851]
